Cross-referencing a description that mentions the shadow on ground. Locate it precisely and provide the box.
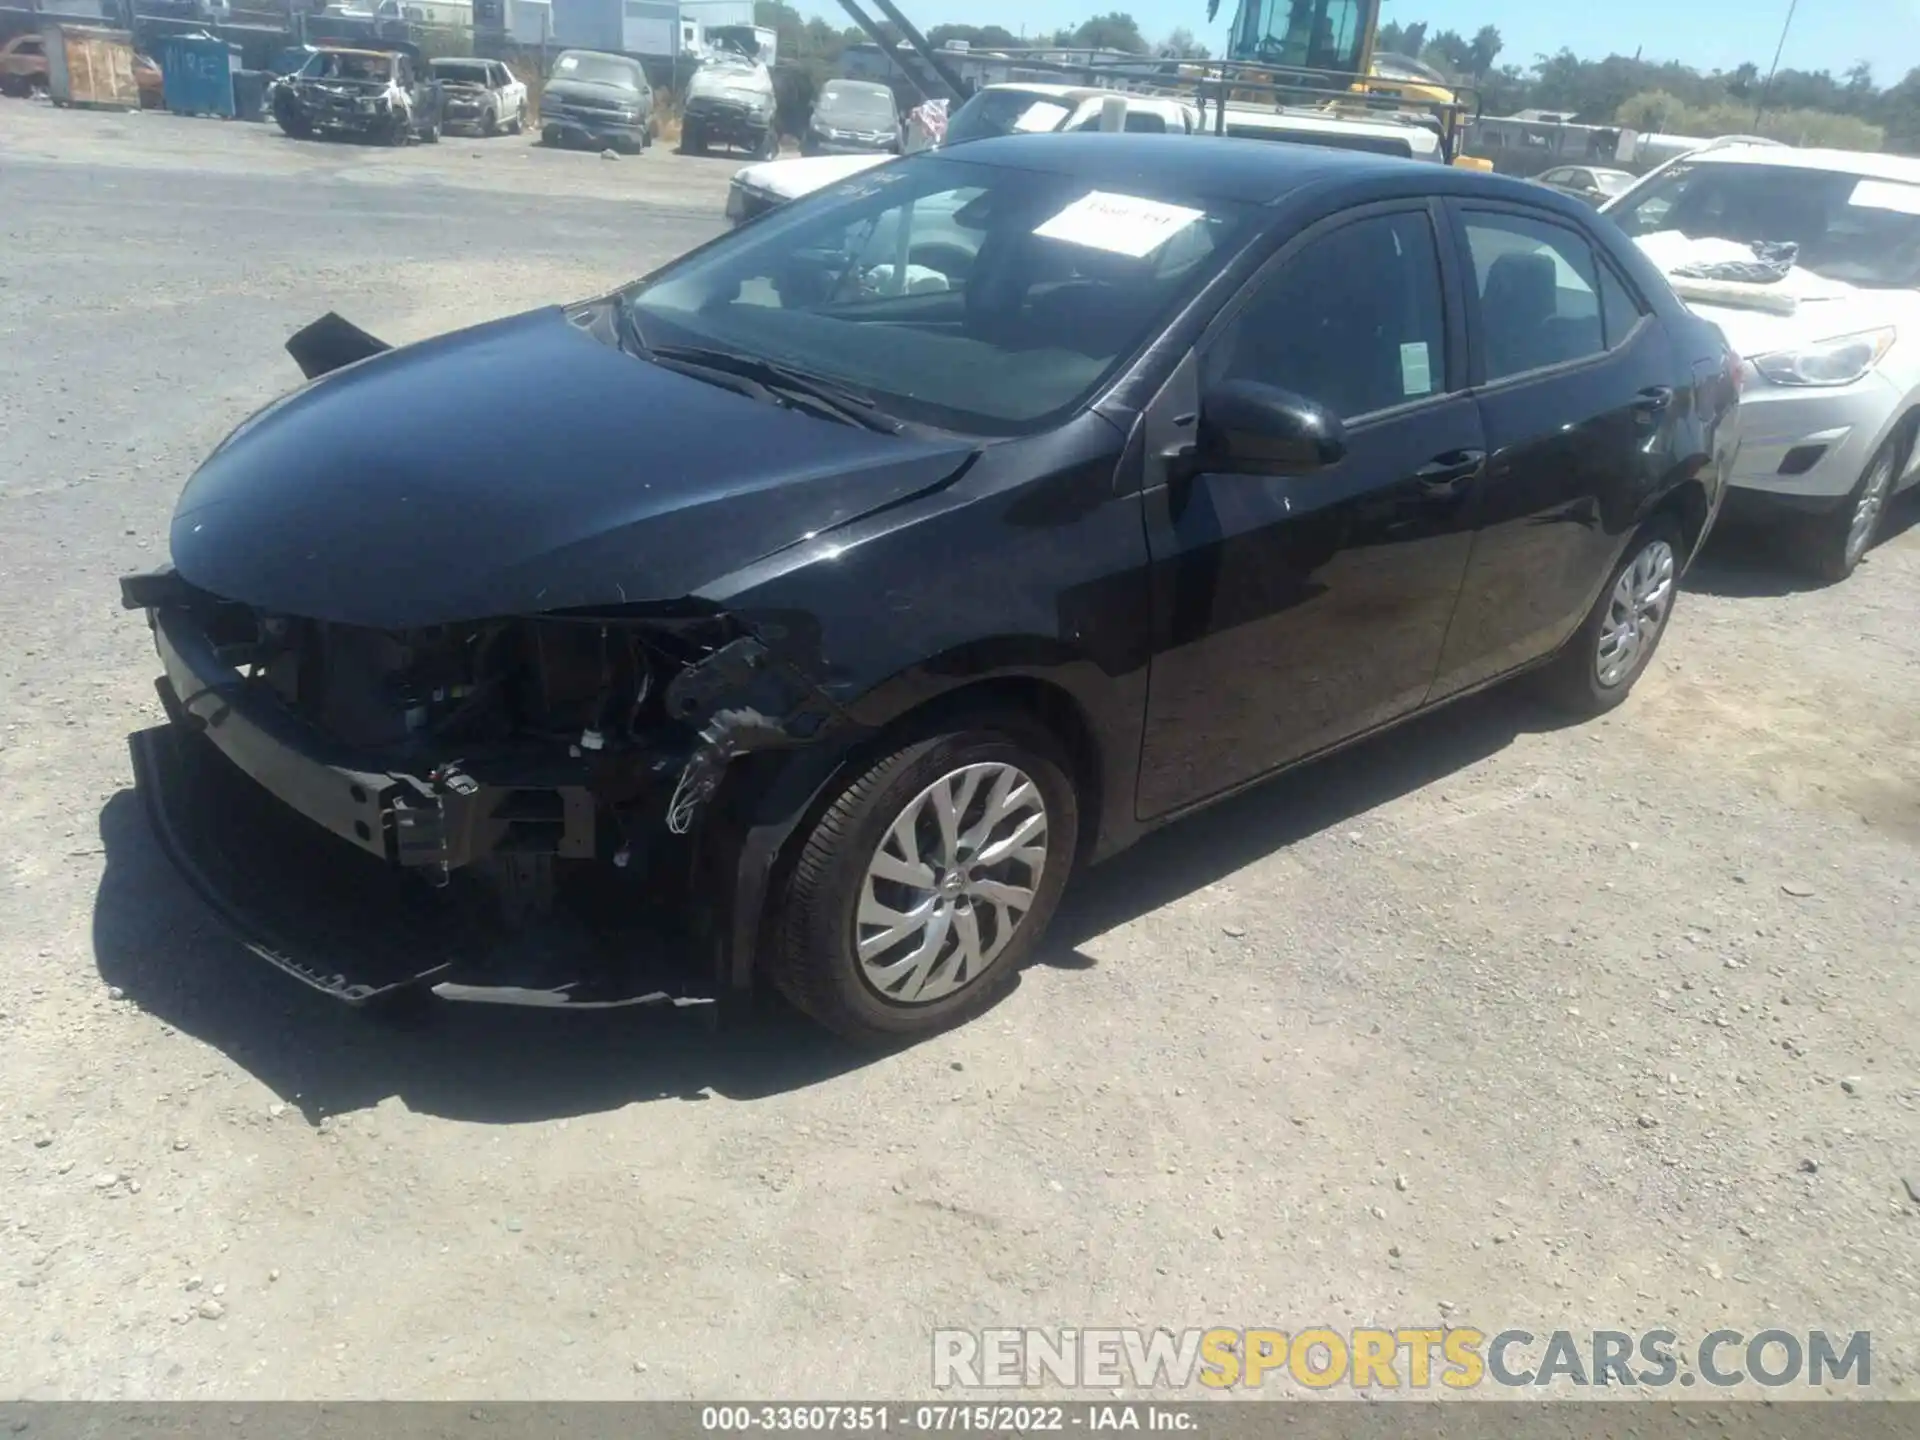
[1045,685,1539,958]
[94,682,1544,1125]
[1685,487,1920,598]
[91,788,866,1125]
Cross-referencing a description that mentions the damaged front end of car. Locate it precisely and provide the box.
[124,565,842,1008]
[119,303,976,1012]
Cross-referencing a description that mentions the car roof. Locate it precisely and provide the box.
[1685,144,1920,184]
[316,48,391,59]
[930,131,1575,208]
[980,81,1107,102]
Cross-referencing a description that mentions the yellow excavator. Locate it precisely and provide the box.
[1205,0,1493,167]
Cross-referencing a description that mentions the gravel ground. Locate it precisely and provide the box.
[1,101,1917,1402]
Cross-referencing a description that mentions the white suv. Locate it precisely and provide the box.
[1603,144,1920,581]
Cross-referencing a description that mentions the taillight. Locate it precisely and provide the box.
[1726,347,1744,394]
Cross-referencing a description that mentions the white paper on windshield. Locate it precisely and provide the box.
[1012,101,1070,133]
[554,54,578,71]
[1849,178,1920,216]
[1034,191,1207,259]
[1400,342,1433,397]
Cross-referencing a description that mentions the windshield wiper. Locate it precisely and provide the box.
[646,342,902,434]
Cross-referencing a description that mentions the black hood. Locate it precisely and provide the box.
[170,307,975,629]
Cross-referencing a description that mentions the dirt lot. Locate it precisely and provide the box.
[1,101,1917,1402]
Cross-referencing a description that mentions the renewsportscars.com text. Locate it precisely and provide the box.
[931,1327,1872,1391]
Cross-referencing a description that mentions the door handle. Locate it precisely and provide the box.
[1634,385,1674,415]
[1414,448,1485,498]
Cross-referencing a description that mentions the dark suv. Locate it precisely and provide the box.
[123,135,1738,1042]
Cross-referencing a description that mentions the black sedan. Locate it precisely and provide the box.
[122,134,1739,1043]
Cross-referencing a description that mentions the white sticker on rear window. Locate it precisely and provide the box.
[1011,100,1070,132]
[1400,341,1433,397]
[1034,191,1207,259]
[555,55,578,71]
[1849,178,1920,215]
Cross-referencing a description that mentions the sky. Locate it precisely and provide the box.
[878,0,1920,89]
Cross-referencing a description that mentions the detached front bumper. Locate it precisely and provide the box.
[128,599,711,1010]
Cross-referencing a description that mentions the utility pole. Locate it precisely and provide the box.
[1754,0,1796,127]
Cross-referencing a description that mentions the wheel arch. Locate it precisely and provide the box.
[1648,475,1712,562]
[707,666,1113,997]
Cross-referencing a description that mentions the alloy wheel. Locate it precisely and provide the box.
[1845,451,1896,569]
[853,761,1049,1005]
[1595,539,1676,689]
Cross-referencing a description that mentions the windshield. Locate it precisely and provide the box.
[308,52,391,81]
[1610,162,1920,289]
[433,60,489,84]
[1231,0,1372,73]
[944,89,1075,145]
[552,52,639,89]
[627,157,1256,434]
[817,82,895,128]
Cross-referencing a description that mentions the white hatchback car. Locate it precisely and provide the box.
[1603,144,1920,581]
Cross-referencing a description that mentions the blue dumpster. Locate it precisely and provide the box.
[160,32,239,118]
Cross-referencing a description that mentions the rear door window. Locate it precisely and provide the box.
[1460,211,1605,382]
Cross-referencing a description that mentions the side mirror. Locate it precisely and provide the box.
[1198,379,1347,475]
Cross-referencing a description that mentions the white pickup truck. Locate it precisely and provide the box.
[725,79,1442,226]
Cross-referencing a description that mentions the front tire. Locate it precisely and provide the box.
[272,93,312,138]
[769,720,1079,1045]
[1535,519,1681,717]
[1804,437,1899,584]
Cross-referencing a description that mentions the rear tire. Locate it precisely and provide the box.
[679,122,704,155]
[541,123,560,146]
[1803,437,1900,584]
[768,718,1079,1046]
[1534,518,1681,717]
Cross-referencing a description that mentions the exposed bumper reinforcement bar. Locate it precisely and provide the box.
[129,721,715,1011]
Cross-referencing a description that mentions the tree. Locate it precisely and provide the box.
[1881,66,1920,154]
[1063,11,1149,54]
[927,23,1020,51]
[1615,88,1687,133]
[1158,26,1209,59]
[1422,29,1473,78]
[1466,25,1501,78]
